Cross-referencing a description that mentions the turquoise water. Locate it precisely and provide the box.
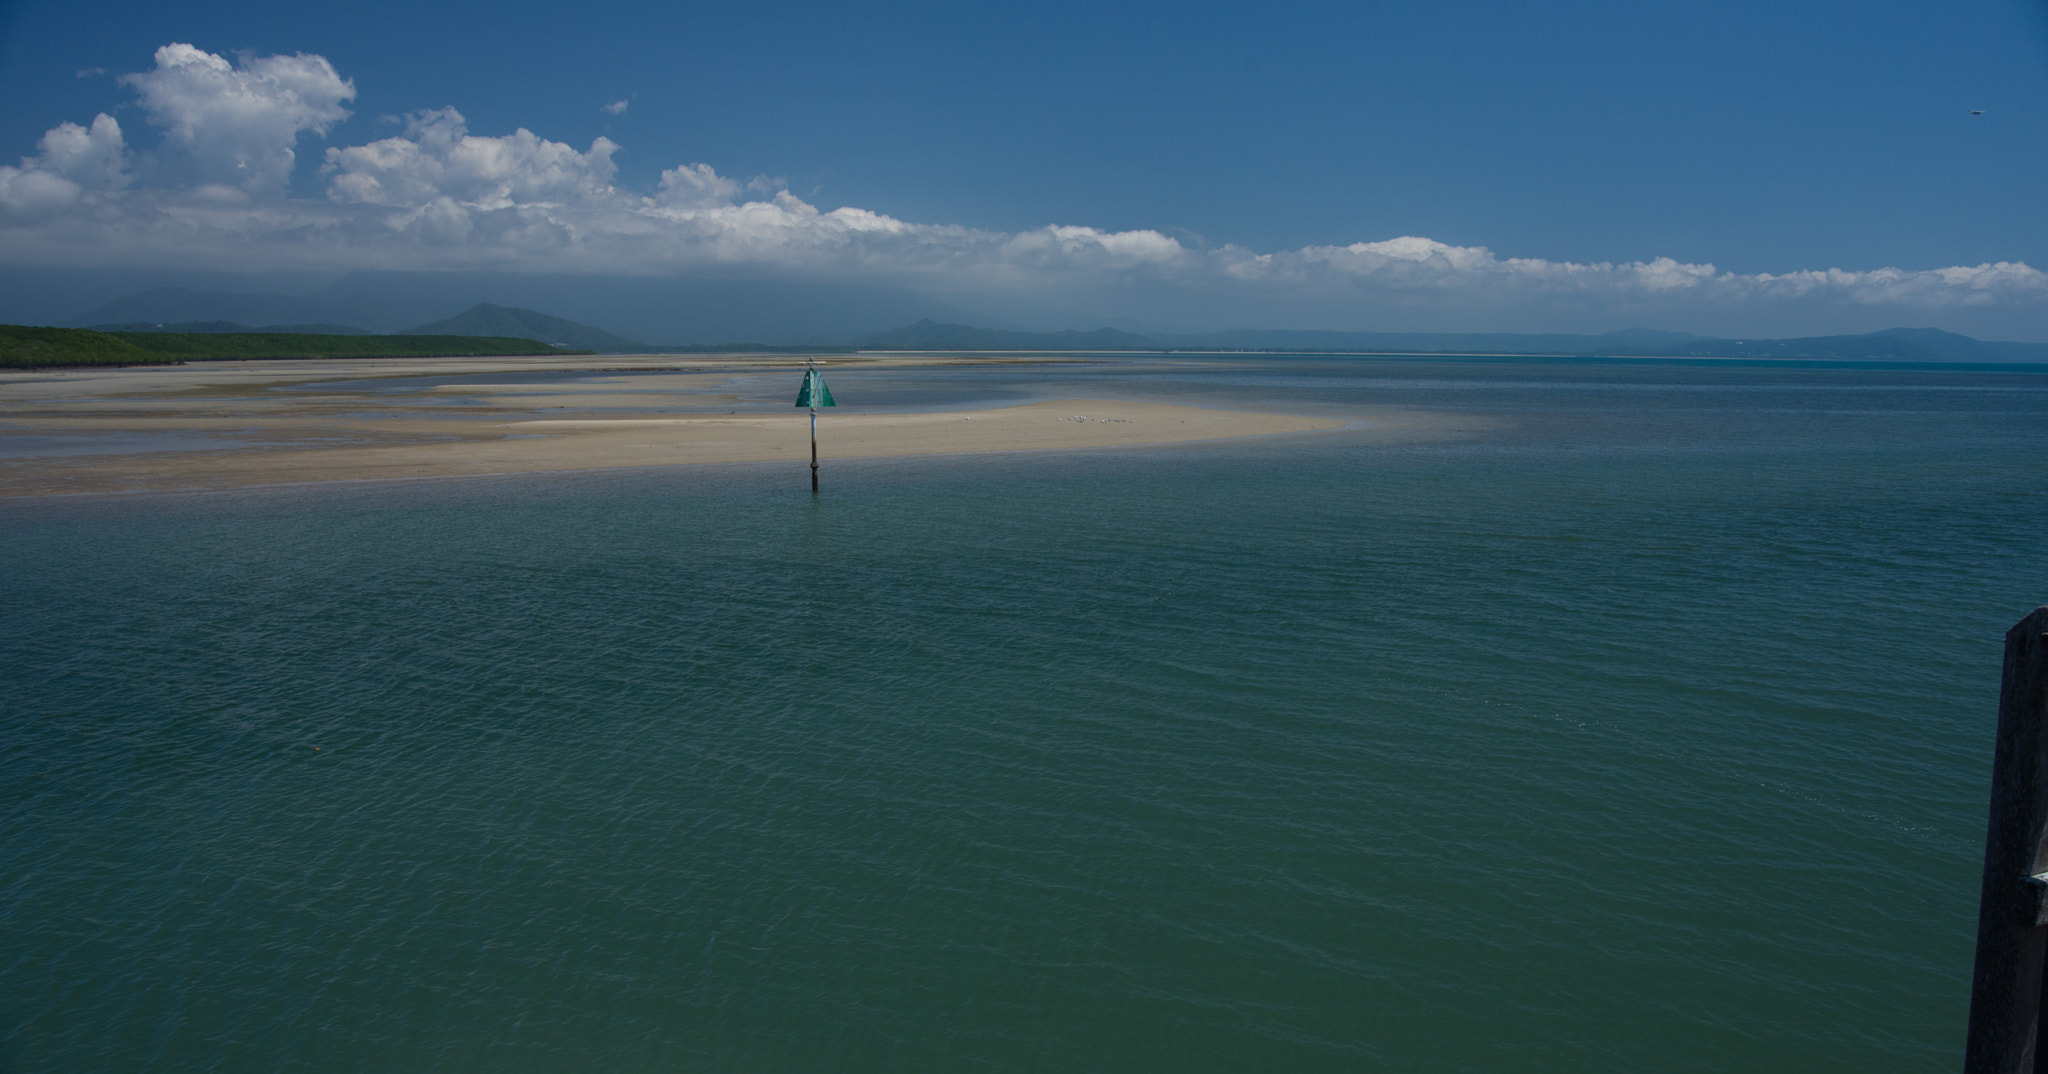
[4,358,2046,1071]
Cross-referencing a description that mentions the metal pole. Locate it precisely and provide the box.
[810,406,818,494]
[1966,606,2048,1074]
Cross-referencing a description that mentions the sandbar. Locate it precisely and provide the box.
[0,354,1387,497]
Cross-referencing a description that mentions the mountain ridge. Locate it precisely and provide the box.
[92,320,375,336]
[404,303,650,352]
[852,319,1160,351]
[42,285,2048,361]
[844,320,2048,361]
[64,286,461,334]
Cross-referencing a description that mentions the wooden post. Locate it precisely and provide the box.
[810,407,818,494]
[1966,606,2048,1074]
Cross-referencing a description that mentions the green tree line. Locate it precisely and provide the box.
[0,325,586,370]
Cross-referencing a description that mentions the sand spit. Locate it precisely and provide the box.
[0,354,1399,497]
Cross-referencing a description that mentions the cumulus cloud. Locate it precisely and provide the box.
[603,99,629,115]
[326,108,618,209]
[122,43,353,192]
[1004,225,1191,270]
[0,114,128,216]
[1,42,2042,333]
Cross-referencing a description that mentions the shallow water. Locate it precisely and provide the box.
[0,430,252,459]
[4,357,2045,1071]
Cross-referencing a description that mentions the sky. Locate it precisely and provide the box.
[1,0,2045,338]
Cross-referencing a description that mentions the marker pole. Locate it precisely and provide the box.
[810,405,819,493]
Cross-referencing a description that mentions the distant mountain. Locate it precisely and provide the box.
[853,319,1163,350]
[1593,327,1703,347]
[64,286,464,334]
[91,320,374,335]
[67,288,335,328]
[848,322,1713,353]
[1149,328,1703,353]
[305,272,975,344]
[55,286,2048,363]
[1173,325,2048,360]
[1646,327,2048,363]
[402,304,648,352]
[841,321,2048,361]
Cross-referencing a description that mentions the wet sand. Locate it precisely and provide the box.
[0,354,1385,497]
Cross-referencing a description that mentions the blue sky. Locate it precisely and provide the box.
[1,0,2045,337]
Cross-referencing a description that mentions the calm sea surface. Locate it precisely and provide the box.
[4,356,2046,1071]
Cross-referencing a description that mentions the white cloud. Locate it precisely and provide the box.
[0,114,127,216]
[603,99,629,115]
[1004,225,1190,270]
[654,163,741,206]
[122,43,353,192]
[0,43,2042,334]
[39,115,130,192]
[1211,235,2048,310]
[325,108,618,210]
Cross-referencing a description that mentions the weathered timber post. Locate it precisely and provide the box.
[1966,606,2048,1073]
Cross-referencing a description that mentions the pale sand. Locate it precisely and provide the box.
[0,354,1464,498]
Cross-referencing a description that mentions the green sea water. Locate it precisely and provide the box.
[4,357,2046,1071]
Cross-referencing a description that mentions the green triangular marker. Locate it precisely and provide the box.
[794,368,835,408]
[797,362,834,493]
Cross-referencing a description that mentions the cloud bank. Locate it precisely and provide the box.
[2,44,2043,334]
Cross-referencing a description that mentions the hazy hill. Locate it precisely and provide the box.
[1646,327,2048,362]
[105,332,575,361]
[64,286,461,334]
[292,273,973,343]
[853,319,1162,350]
[843,321,2048,361]
[49,282,2048,362]
[1154,327,1701,352]
[405,303,648,352]
[58,277,973,345]
[847,322,1709,353]
[91,320,375,335]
